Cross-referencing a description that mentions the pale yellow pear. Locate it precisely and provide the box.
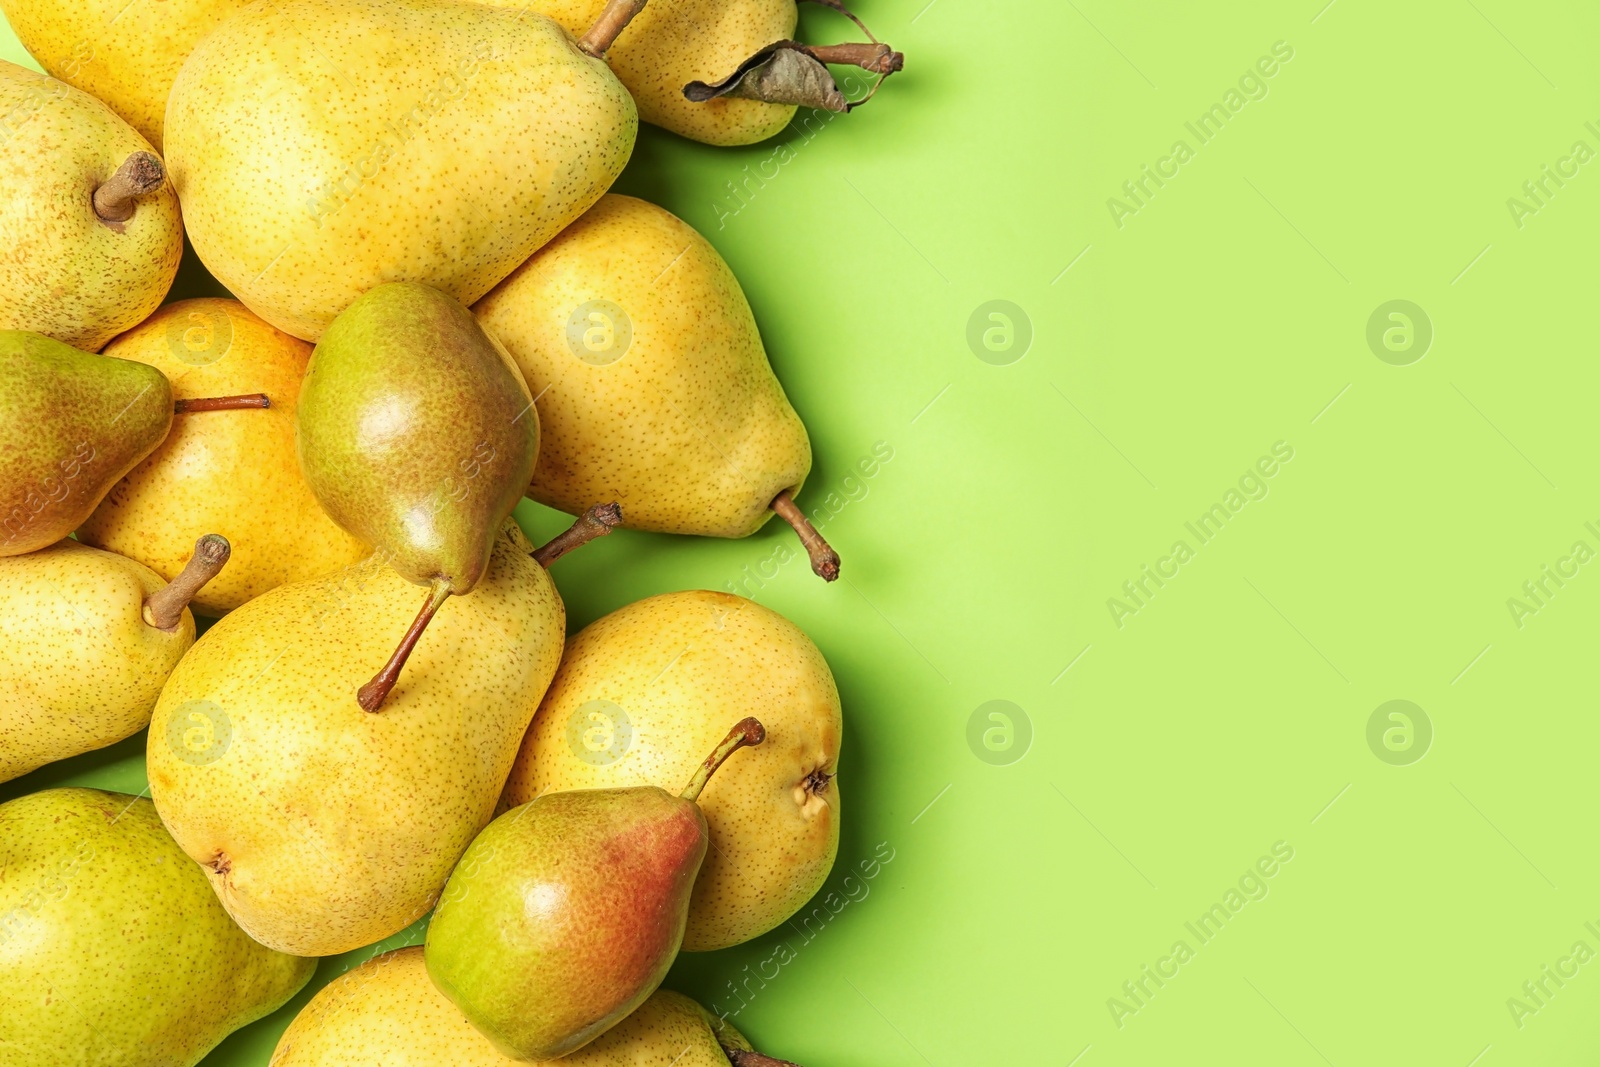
[270,948,757,1067]
[147,520,565,956]
[0,538,226,784]
[0,60,181,351]
[486,0,796,145]
[503,589,840,951]
[164,0,637,341]
[0,0,249,150]
[474,195,811,540]
[78,299,370,614]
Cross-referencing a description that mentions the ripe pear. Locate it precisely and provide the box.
[147,519,566,957]
[0,535,230,784]
[427,718,766,1060]
[164,0,638,341]
[271,947,784,1067]
[504,589,840,950]
[78,299,370,614]
[0,61,181,350]
[0,329,172,555]
[297,282,540,710]
[0,0,248,150]
[0,788,314,1067]
[475,194,838,578]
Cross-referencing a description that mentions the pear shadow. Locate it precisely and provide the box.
[164,235,236,305]
[0,729,150,805]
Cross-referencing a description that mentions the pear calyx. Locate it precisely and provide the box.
[771,491,839,582]
[358,579,453,712]
[578,0,648,58]
[93,152,166,232]
[681,717,765,802]
[142,534,231,631]
[174,393,271,413]
[532,503,623,568]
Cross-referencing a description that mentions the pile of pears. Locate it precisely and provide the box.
[0,0,893,1062]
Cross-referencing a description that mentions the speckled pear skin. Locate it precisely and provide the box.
[297,283,539,597]
[270,950,745,1067]
[484,0,796,145]
[164,0,637,341]
[504,589,841,951]
[0,61,182,350]
[79,299,370,614]
[0,540,196,783]
[474,195,810,538]
[0,330,172,556]
[426,786,709,1060]
[147,520,566,957]
[0,789,315,1067]
[0,0,249,150]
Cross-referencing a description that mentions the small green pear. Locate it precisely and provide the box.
[426,718,765,1060]
[0,534,231,784]
[297,282,540,710]
[0,329,172,555]
[0,788,314,1067]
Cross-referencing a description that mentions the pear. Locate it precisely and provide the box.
[0,61,182,350]
[270,948,792,1067]
[0,330,172,555]
[475,194,838,579]
[78,299,370,615]
[163,0,639,341]
[297,282,541,710]
[0,788,314,1067]
[0,534,230,784]
[146,519,571,957]
[0,0,248,150]
[503,589,840,951]
[426,717,765,1060]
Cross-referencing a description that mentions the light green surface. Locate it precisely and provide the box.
[7,2,1600,1064]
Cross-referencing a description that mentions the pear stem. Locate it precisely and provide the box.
[805,41,904,75]
[680,717,765,802]
[532,503,622,568]
[771,491,839,582]
[93,151,165,231]
[142,535,230,631]
[174,393,271,413]
[722,1050,803,1067]
[358,579,451,712]
[578,0,647,57]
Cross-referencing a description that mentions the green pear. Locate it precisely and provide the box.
[0,535,230,784]
[0,60,182,350]
[0,788,314,1067]
[163,0,639,341]
[474,195,838,579]
[503,589,841,951]
[270,947,788,1067]
[297,282,540,710]
[0,329,172,556]
[426,718,766,1060]
[146,519,567,957]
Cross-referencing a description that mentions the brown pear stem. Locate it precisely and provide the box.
[173,393,271,413]
[805,41,904,74]
[578,0,647,57]
[680,718,765,802]
[771,491,839,582]
[142,535,230,631]
[358,580,451,712]
[723,1050,803,1067]
[532,503,622,568]
[93,152,165,230]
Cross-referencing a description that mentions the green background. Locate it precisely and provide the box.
[7,0,1600,1063]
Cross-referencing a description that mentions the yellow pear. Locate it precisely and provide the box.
[0,0,248,150]
[0,60,181,351]
[502,589,841,951]
[147,520,566,956]
[270,948,768,1067]
[0,535,230,784]
[78,299,370,614]
[475,194,838,578]
[164,0,637,341]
